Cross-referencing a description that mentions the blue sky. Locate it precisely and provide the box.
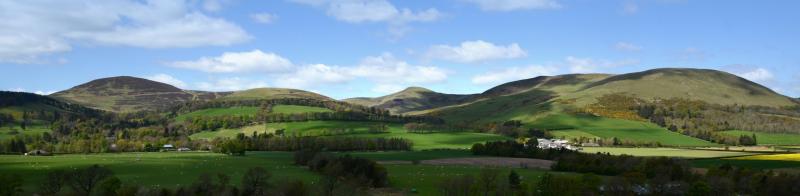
[2,0,799,99]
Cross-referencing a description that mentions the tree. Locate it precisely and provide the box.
[688,181,710,196]
[479,169,499,196]
[39,170,66,195]
[90,176,121,196]
[66,164,114,195]
[508,170,521,189]
[241,167,272,196]
[0,174,24,196]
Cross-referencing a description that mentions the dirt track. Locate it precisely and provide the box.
[380,157,554,169]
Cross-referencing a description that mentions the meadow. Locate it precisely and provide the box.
[0,124,51,140]
[0,151,557,195]
[720,130,800,145]
[580,147,756,158]
[174,105,332,121]
[190,121,511,150]
[539,113,718,147]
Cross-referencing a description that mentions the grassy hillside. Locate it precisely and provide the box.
[190,121,510,150]
[219,88,333,101]
[538,113,718,146]
[50,76,227,112]
[174,105,332,121]
[344,87,472,114]
[720,130,800,145]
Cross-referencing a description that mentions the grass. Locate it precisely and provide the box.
[538,113,717,147]
[0,151,555,195]
[175,105,333,121]
[691,153,800,169]
[190,121,511,150]
[0,124,51,140]
[0,152,317,192]
[720,130,800,145]
[580,147,756,158]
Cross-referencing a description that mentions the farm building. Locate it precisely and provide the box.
[537,139,579,150]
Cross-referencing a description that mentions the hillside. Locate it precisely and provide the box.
[0,91,99,118]
[344,87,472,114]
[218,88,333,101]
[50,76,228,112]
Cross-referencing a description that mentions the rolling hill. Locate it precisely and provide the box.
[50,76,229,112]
[344,87,472,114]
[217,88,333,101]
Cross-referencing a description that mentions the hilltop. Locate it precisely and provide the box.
[218,88,333,101]
[344,87,472,114]
[50,76,228,112]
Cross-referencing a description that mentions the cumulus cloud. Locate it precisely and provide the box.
[251,12,278,24]
[169,50,293,73]
[275,64,351,89]
[195,77,269,91]
[463,0,562,11]
[0,0,249,63]
[426,40,527,63]
[471,65,557,85]
[722,65,774,82]
[145,74,187,88]
[614,42,642,52]
[290,0,441,38]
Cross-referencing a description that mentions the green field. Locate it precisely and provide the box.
[190,121,510,150]
[345,149,476,161]
[0,151,558,195]
[580,147,756,158]
[720,130,800,145]
[0,125,50,140]
[539,113,717,147]
[175,105,333,121]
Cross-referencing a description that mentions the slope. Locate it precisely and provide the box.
[50,76,228,112]
[218,88,334,101]
[344,87,472,114]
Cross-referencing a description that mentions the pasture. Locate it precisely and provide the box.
[0,151,556,195]
[539,113,718,147]
[580,147,756,158]
[190,121,511,150]
[720,130,800,145]
[0,124,50,140]
[174,105,332,121]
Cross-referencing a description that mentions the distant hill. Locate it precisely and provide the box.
[0,91,99,119]
[218,88,334,101]
[344,87,472,114]
[50,76,229,112]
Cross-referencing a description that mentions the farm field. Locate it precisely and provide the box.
[720,130,800,145]
[190,121,511,150]
[174,105,332,121]
[691,154,800,170]
[0,125,50,140]
[0,151,556,195]
[580,147,756,158]
[540,113,718,147]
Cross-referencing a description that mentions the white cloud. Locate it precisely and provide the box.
[290,0,441,38]
[0,0,249,63]
[614,42,641,52]
[145,73,187,88]
[426,40,527,63]
[565,56,639,73]
[169,50,293,73]
[471,65,557,85]
[275,64,351,89]
[622,2,639,14]
[195,77,268,91]
[251,12,278,24]
[723,65,774,82]
[464,0,562,11]
[351,53,448,84]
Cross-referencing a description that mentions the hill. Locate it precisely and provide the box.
[218,88,333,101]
[344,87,472,114]
[50,76,228,112]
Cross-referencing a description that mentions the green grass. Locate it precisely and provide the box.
[1,151,559,195]
[0,152,317,193]
[580,147,756,158]
[0,125,50,140]
[692,158,800,170]
[190,121,511,150]
[175,105,333,121]
[345,150,476,161]
[537,113,717,147]
[720,130,800,145]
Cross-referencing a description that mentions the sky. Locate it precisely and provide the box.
[1,0,799,99]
